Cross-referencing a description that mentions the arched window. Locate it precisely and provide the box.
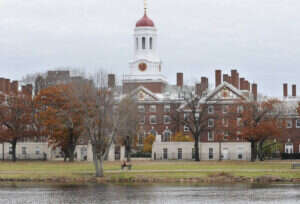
[142,37,146,49]
[149,37,153,49]
[136,38,139,49]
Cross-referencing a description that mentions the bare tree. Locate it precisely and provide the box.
[176,92,217,161]
[117,96,140,162]
[75,71,118,177]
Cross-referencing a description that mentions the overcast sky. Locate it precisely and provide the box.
[1,0,300,97]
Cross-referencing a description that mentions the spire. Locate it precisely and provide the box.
[144,0,147,15]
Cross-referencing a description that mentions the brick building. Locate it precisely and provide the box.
[1,3,300,161]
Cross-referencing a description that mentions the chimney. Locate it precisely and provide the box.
[223,74,230,83]
[4,79,10,94]
[252,83,258,101]
[11,81,18,95]
[108,74,116,88]
[283,83,288,97]
[240,78,245,90]
[292,84,296,97]
[201,77,208,90]
[22,84,33,97]
[177,73,183,88]
[196,83,202,96]
[231,70,239,89]
[0,78,5,93]
[215,70,222,87]
[27,84,33,97]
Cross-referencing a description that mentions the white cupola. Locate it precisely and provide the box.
[127,1,166,82]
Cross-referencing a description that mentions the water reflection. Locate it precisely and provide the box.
[0,183,299,204]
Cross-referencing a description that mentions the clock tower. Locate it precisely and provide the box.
[123,1,167,94]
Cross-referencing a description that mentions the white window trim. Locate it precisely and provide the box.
[208,105,214,114]
[150,105,157,113]
[184,125,189,132]
[296,119,300,128]
[164,115,171,124]
[164,105,171,113]
[208,119,214,128]
[286,120,293,129]
[149,115,157,124]
[208,131,214,141]
[138,105,145,113]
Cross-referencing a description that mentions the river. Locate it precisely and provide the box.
[0,183,299,204]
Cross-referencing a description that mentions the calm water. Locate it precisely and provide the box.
[0,184,299,204]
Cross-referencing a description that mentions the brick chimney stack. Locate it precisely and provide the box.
[0,78,5,93]
[177,73,183,88]
[292,84,296,97]
[196,83,202,96]
[231,70,239,89]
[283,83,288,97]
[240,78,245,90]
[11,81,18,95]
[201,77,208,90]
[22,84,33,97]
[4,79,10,94]
[252,83,258,101]
[215,70,222,87]
[108,74,116,88]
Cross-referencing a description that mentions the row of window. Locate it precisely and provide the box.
[136,37,153,50]
[208,105,244,114]
[282,119,300,129]
[19,146,41,155]
[138,104,171,113]
[160,148,244,160]
[140,115,171,125]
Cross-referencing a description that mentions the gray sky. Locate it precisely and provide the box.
[1,0,300,97]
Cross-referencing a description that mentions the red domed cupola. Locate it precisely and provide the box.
[136,14,155,27]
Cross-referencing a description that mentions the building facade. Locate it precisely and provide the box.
[0,3,300,161]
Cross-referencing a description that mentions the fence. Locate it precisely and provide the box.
[281,153,300,160]
[0,153,47,161]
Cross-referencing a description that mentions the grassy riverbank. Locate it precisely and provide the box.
[0,161,299,184]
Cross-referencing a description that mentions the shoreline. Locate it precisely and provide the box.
[1,174,300,185]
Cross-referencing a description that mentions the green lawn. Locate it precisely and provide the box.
[0,160,299,182]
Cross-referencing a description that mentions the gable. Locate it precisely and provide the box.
[210,87,242,100]
[130,86,158,102]
[204,82,248,102]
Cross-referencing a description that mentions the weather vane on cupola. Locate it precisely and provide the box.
[144,0,147,15]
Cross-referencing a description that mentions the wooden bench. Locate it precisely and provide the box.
[121,163,132,170]
[291,163,300,169]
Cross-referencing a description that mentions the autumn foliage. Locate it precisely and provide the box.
[143,134,156,153]
[172,132,193,142]
[0,92,37,161]
[35,84,84,162]
[226,99,282,161]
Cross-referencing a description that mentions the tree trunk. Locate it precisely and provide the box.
[69,151,75,162]
[258,141,265,161]
[126,144,131,162]
[11,139,17,162]
[194,136,200,161]
[92,145,104,177]
[251,141,257,162]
